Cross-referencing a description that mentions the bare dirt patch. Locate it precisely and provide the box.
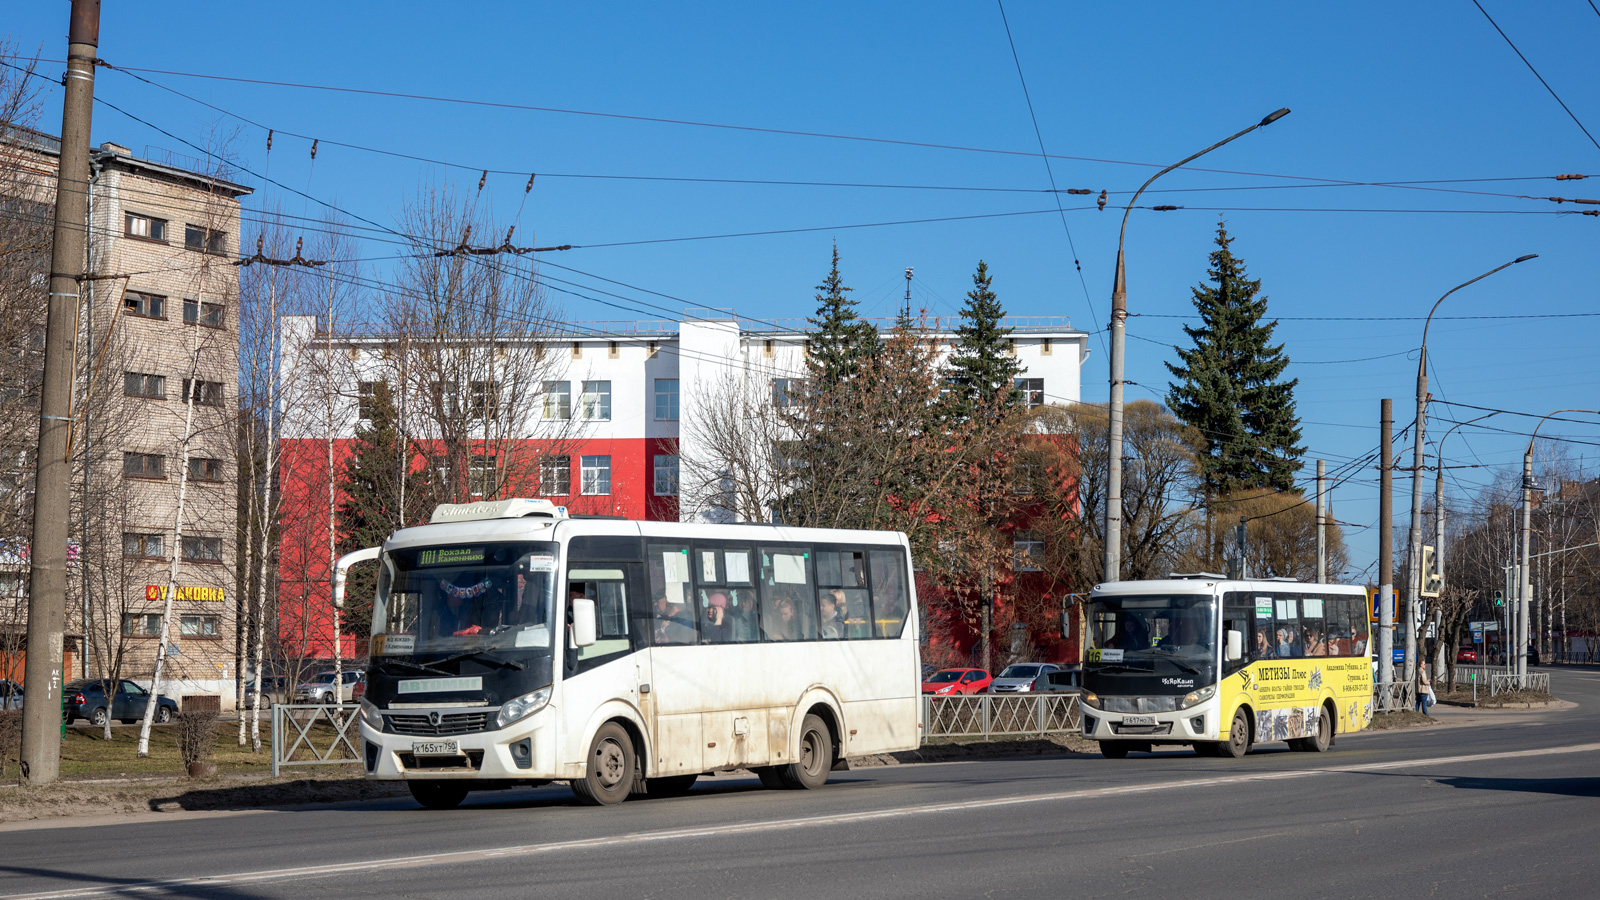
[0,775,407,823]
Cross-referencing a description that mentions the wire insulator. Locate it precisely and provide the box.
[310,138,318,160]
[1555,174,1588,180]
[479,170,487,191]
[1065,188,1092,195]
[1096,190,1107,211]
[266,129,273,152]
[525,173,536,193]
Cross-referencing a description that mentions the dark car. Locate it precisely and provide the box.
[0,678,21,710]
[1034,669,1083,693]
[242,676,289,709]
[63,679,176,726]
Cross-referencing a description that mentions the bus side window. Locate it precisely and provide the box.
[762,547,817,641]
[1222,591,1251,675]
[1350,597,1370,656]
[1274,596,1303,659]
[648,544,696,645]
[869,549,908,638]
[1302,596,1327,657]
[1327,597,1352,656]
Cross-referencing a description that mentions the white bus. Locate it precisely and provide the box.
[342,499,921,809]
[1081,577,1372,759]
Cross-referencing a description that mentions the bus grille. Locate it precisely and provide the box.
[388,711,491,736]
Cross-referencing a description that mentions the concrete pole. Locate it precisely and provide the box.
[1316,459,1327,584]
[1435,466,1446,680]
[1405,353,1427,687]
[1520,449,1533,682]
[21,0,99,787]
[1378,399,1394,697]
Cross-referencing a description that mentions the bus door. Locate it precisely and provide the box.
[564,542,653,764]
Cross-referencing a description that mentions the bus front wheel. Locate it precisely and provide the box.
[572,722,636,806]
[408,780,469,810]
[778,714,833,789]
[1099,741,1131,759]
[1219,708,1252,759]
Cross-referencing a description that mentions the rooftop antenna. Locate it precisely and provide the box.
[903,266,914,320]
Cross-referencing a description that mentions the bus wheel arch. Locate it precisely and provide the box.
[575,703,651,781]
[1220,704,1253,759]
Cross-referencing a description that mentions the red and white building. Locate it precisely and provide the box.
[276,312,1088,660]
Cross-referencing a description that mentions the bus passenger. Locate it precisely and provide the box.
[765,596,799,641]
[819,591,845,640]
[1255,625,1277,659]
[727,590,759,642]
[703,592,733,643]
[1306,627,1329,657]
[1105,611,1148,649]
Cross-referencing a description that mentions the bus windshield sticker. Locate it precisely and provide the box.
[417,547,485,567]
[773,553,807,584]
[1095,648,1124,663]
[662,550,690,604]
[725,551,750,584]
[1256,596,1273,616]
[380,634,415,655]
[700,550,717,583]
[398,676,483,694]
[1276,599,1297,620]
[515,625,551,648]
[527,554,556,572]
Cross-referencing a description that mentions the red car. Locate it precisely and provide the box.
[922,668,992,695]
[1456,648,1478,663]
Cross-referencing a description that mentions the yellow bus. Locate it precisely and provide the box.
[1082,577,1372,759]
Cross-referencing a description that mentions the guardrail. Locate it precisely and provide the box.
[1372,681,1416,712]
[1489,672,1550,695]
[271,703,362,777]
[921,693,1081,740]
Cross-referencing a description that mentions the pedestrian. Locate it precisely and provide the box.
[1416,663,1434,716]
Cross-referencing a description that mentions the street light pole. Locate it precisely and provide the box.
[1432,413,1494,678]
[1403,255,1535,684]
[1104,107,1290,583]
[1521,410,1599,683]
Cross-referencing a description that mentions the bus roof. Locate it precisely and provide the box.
[1091,579,1366,597]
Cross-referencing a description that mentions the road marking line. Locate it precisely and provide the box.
[7,741,1599,900]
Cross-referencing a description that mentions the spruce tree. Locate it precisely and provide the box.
[1165,220,1304,494]
[335,382,434,635]
[945,260,1023,419]
[806,244,878,386]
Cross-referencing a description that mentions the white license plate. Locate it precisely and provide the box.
[411,740,460,757]
[1122,715,1157,726]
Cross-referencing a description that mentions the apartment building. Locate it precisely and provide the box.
[275,311,1088,657]
[0,127,249,708]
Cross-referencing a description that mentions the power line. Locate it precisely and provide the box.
[1471,0,1600,152]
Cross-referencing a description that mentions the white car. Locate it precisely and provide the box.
[292,670,364,703]
[988,663,1061,693]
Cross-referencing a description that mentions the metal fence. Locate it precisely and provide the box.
[272,703,362,776]
[1373,681,1416,712]
[921,693,1081,740]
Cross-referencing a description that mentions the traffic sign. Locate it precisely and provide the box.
[1469,620,1499,632]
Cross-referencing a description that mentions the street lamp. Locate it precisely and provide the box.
[1104,107,1291,583]
[1520,409,1600,682]
[1403,255,1536,682]
[1427,412,1495,674]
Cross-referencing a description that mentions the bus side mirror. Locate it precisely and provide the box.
[1226,630,1243,662]
[571,598,597,648]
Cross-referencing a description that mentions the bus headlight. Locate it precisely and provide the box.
[1179,685,1216,710]
[359,698,382,731]
[496,687,552,729]
[1080,691,1099,710]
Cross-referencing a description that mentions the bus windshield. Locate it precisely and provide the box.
[1086,594,1218,686]
[372,541,559,658]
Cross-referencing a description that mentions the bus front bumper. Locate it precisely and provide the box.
[359,709,557,781]
[1080,698,1221,743]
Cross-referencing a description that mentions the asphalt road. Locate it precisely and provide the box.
[4,669,1598,900]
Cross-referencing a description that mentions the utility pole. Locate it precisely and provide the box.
[903,267,913,320]
[1315,459,1327,584]
[1519,451,1533,683]
[21,0,99,786]
[1377,399,1394,701]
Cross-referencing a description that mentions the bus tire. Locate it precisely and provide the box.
[408,780,469,810]
[646,774,699,797]
[572,722,636,806]
[754,766,786,790]
[779,714,833,789]
[1305,707,1333,752]
[1099,741,1132,759]
[1219,708,1252,759]
[1193,742,1221,757]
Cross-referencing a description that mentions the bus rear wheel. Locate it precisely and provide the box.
[408,780,469,810]
[1219,708,1252,759]
[572,722,636,806]
[1099,741,1132,759]
[1304,708,1333,752]
[778,714,833,789]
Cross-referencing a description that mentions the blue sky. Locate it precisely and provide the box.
[8,2,1600,580]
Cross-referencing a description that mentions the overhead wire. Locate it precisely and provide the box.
[1471,0,1600,152]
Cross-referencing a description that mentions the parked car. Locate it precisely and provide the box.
[350,679,366,703]
[988,663,1061,693]
[242,676,290,709]
[293,670,364,703]
[62,679,176,726]
[1034,669,1083,693]
[0,678,22,710]
[1456,647,1478,663]
[921,668,992,695]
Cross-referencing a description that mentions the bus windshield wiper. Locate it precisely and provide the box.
[374,659,452,677]
[1145,649,1202,674]
[1090,663,1149,674]
[433,649,526,671]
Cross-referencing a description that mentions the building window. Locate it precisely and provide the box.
[539,455,571,496]
[181,535,223,562]
[653,455,679,497]
[182,379,224,407]
[0,572,25,601]
[122,613,163,637]
[1013,535,1044,572]
[123,452,165,479]
[763,339,775,358]
[1041,337,1053,356]
[469,456,498,498]
[581,455,611,495]
[124,291,166,319]
[469,381,499,419]
[429,381,460,417]
[1014,377,1044,409]
[647,340,658,358]
[123,532,164,559]
[184,225,227,255]
[125,212,167,242]
[542,381,571,419]
[182,299,225,327]
[772,378,796,408]
[357,381,383,420]
[608,340,619,359]
[179,614,220,637]
[571,341,582,359]
[654,379,679,421]
[581,381,611,420]
[123,372,165,399]
[1013,462,1040,495]
[187,457,224,482]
